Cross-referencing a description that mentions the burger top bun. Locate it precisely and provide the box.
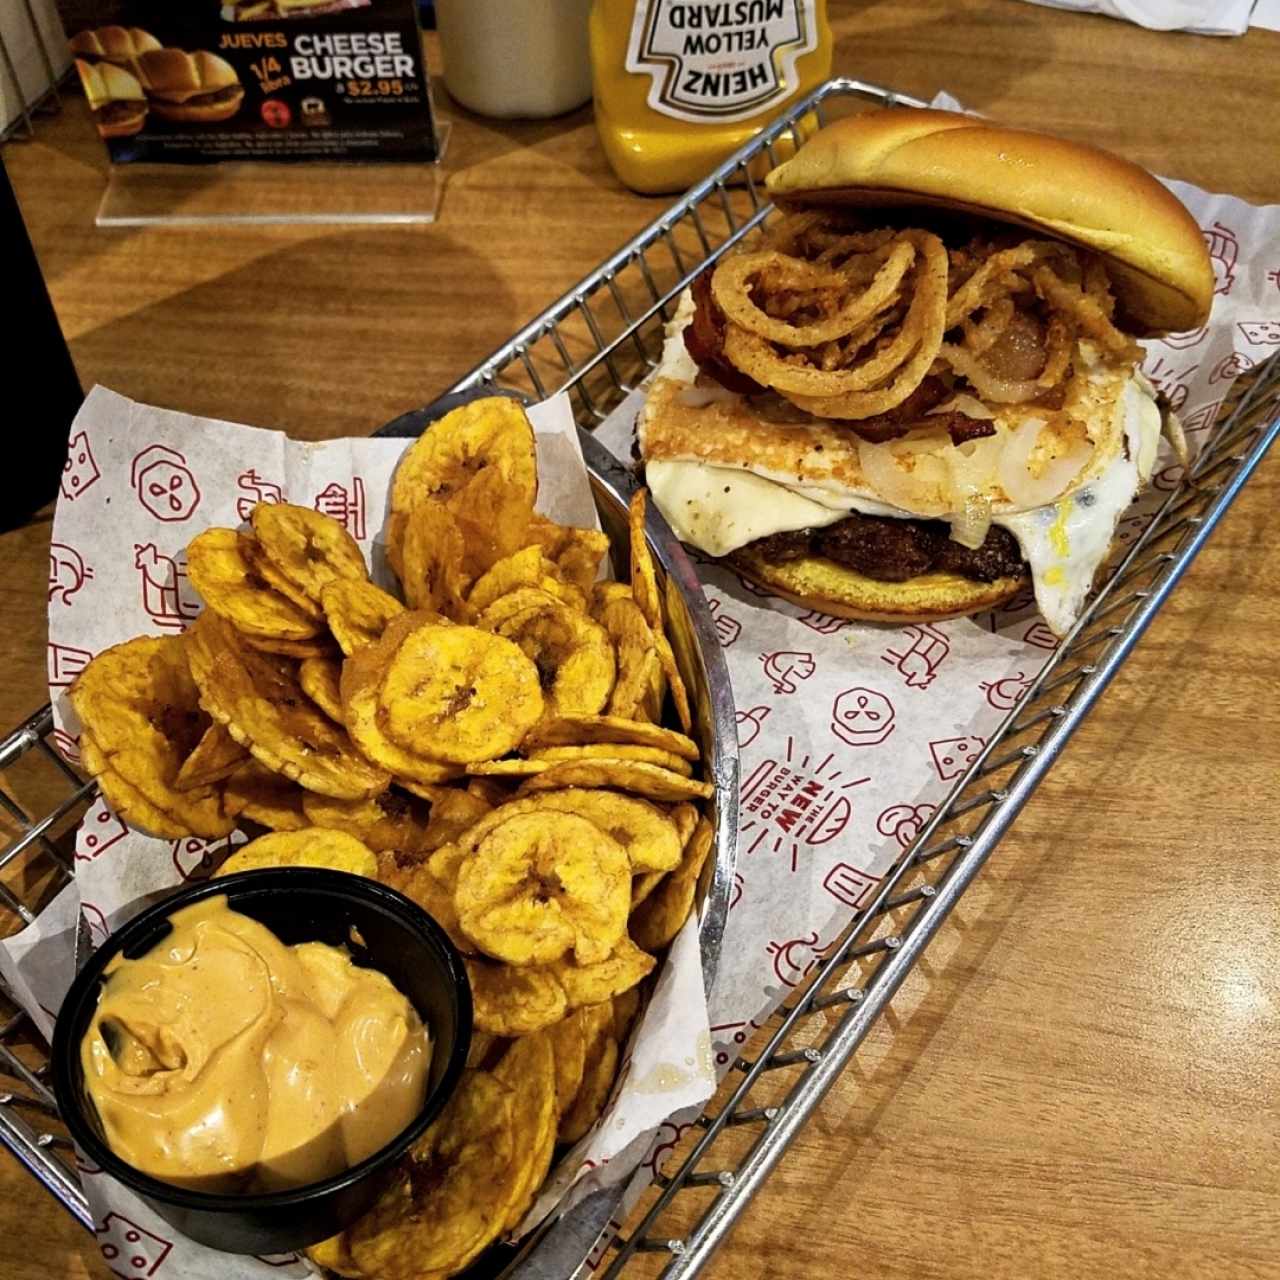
[137,49,241,103]
[76,59,146,110]
[69,26,161,62]
[765,108,1214,336]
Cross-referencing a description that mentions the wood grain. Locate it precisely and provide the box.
[2,3,1277,1278]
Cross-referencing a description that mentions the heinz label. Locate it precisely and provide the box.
[69,0,436,164]
[625,0,819,124]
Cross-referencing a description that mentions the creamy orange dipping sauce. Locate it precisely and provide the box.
[81,896,431,1194]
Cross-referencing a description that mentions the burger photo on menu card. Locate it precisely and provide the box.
[639,108,1215,637]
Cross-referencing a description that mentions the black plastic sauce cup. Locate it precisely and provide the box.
[52,868,472,1255]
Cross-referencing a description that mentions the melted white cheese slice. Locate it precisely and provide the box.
[648,376,1162,636]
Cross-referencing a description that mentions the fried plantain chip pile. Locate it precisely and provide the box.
[66,399,718,1279]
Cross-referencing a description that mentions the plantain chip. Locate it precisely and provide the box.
[549,936,655,1009]
[389,395,537,516]
[304,1234,363,1278]
[480,593,615,719]
[186,529,320,641]
[81,732,191,839]
[630,816,714,951]
[631,869,663,911]
[516,760,713,804]
[174,721,248,791]
[215,827,377,878]
[378,854,474,955]
[547,1010,587,1118]
[302,788,431,854]
[452,464,535,579]
[558,1003,618,1145]
[222,761,309,831]
[241,535,326,623]
[521,714,699,761]
[464,956,566,1036]
[492,1031,558,1233]
[339,617,463,786]
[464,758,553,778]
[414,785,493,852]
[653,627,693,734]
[69,635,231,838]
[627,489,663,636]
[185,611,388,800]
[529,743,693,777]
[466,1032,501,1071]
[298,656,345,723]
[520,788,682,874]
[466,776,511,808]
[468,545,582,616]
[348,1071,519,1280]
[669,800,700,851]
[593,591,662,722]
[612,986,642,1042]
[398,497,470,618]
[239,633,338,659]
[525,515,611,598]
[321,579,405,657]
[456,811,629,966]
[251,502,368,603]
[376,623,543,765]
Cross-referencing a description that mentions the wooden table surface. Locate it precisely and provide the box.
[3,2,1278,1277]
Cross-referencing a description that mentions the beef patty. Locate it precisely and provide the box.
[737,511,1026,584]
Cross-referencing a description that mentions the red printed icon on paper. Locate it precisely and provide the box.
[49,543,94,606]
[830,686,895,747]
[760,650,816,694]
[739,740,865,868]
[980,670,1033,711]
[710,1016,766,1068]
[96,1211,173,1279]
[1152,462,1183,493]
[62,431,101,502]
[1143,355,1197,412]
[51,729,81,765]
[315,477,367,541]
[876,802,936,850]
[78,803,129,861]
[172,836,235,882]
[729,871,745,911]
[74,1149,103,1176]
[1202,221,1237,296]
[1021,620,1059,651]
[1208,351,1255,384]
[929,735,985,782]
[731,570,773,599]
[261,98,291,128]
[822,861,879,909]
[881,622,950,690]
[1180,399,1224,437]
[797,608,852,636]
[132,445,201,522]
[735,704,770,748]
[236,468,286,522]
[1158,324,1208,352]
[254,1254,302,1268]
[49,641,92,687]
[81,901,111,947]
[767,931,831,988]
[135,543,201,633]
[1237,319,1280,346]
[643,1120,695,1173]
[707,596,741,647]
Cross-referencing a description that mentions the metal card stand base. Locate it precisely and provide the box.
[94,120,450,228]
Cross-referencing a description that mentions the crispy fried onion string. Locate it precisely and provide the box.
[704,212,1139,423]
[721,230,949,419]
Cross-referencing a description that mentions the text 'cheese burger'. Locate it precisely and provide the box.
[639,108,1214,635]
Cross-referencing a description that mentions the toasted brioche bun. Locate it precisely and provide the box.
[75,58,145,107]
[138,49,240,101]
[766,108,1213,337]
[733,546,1026,624]
[69,26,160,63]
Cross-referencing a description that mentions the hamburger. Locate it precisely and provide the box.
[75,59,148,139]
[69,26,161,80]
[136,50,244,125]
[639,109,1214,636]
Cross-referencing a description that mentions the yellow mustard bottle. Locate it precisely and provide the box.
[589,0,833,194]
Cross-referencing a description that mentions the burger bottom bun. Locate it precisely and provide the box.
[97,105,147,138]
[732,548,1027,624]
[150,89,244,125]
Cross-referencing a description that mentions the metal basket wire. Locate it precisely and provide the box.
[2,75,1278,1278]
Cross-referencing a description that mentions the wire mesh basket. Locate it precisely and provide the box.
[2,75,1278,1278]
